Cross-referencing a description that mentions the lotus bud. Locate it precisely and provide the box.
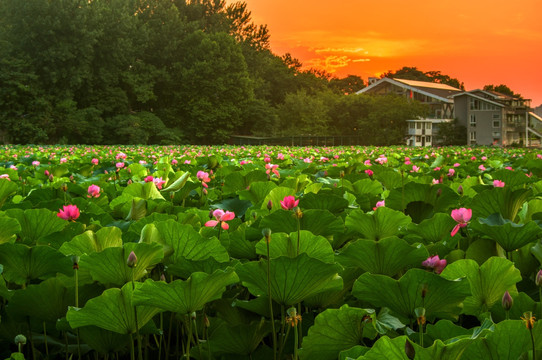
[293,207,303,219]
[457,185,464,195]
[536,269,542,287]
[127,179,132,185]
[204,314,210,327]
[71,255,80,270]
[44,170,50,177]
[415,307,426,326]
[262,228,272,243]
[339,170,345,178]
[49,174,54,182]
[267,200,273,211]
[61,183,68,192]
[190,311,196,320]
[436,188,442,198]
[14,334,26,345]
[209,209,214,219]
[502,291,513,311]
[405,339,416,360]
[127,251,137,268]
[160,273,166,282]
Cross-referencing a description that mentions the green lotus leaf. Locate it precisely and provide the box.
[299,192,349,214]
[155,220,229,263]
[386,182,459,213]
[345,207,411,241]
[125,198,147,221]
[59,226,123,256]
[352,178,384,197]
[255,230,334,263]
[339,346,370,360]
[78,326,130,355]
[138,223,163,247]
[299,305,373,360]
[487,169,531,189]
[407,213,457,244]
[67,282,161,334]
[261,186,296,211]
[7,277,72,322]
[0,215,21,244]
[260,209,344,237]
[374,168,403,190]
[519,198,542,222]
[404,201,435,223]
[470,214,542,252]
[440,257,521,316]
[131,268,238,315]
[490,292,538,322]
[5,208,67,245]
[238,181,277,205]
[424,319,470,344]
[0,178,18,207]
[470,187,531,222]
[123,181,165,200]
[357,335,474,360]
[0,243,71,285]
[226,224,258,259]
[303,267,364,309]
[461,320,541,360]
[208,318,270,356]
[211,196,252,218]
[167,258,237,278]
[352,268,470,322]
[336,236,428,277]
[0,264,11,300]
[161,171,189,192]
[80,242,164,286]
[236,253,343,306]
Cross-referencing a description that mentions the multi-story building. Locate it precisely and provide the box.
[357,77,542,146]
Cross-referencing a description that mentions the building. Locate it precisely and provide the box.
[356,78,462,146]
[357,77,542,146]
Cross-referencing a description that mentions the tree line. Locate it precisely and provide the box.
[0,0,458,145]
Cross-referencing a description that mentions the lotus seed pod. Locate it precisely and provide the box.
[14,334,26,345]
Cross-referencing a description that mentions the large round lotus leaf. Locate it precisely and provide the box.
[208,318,270,356]
[78,326,130,355]
[465,238,498,265]
[236,253,343,306]
[7,277,72,322]
[357,335,474,360]
[352,178,384,197]
[406,213,457,244]
[490,292,538,322]
[0,215,21,244]
[345,207,411,241]
[226,224,258,260]
[489,169,531,189]
[67,282,161,334]
[336,236,428,277]
[238,181,277,205]
[461,320,540,360]
[440,257,521,316]
[0,178,17,207]
[0,243,72,285]
[299,192,349,214]
[80,242,163,286]
[131,268,238,315]
[352,268,470,322]
[470,214,542,252]
[385,182,459,213]
[260,209,344,237]
[424,319,470,344]
[154,220,229,263]
[470,187,531,222]
[303,267,363,309]
[59,226,123,256]
[255,230,334,263]
[299,305,373,360]
[5,208,67,245]
[123,181,164,200]
[160,171,189,193]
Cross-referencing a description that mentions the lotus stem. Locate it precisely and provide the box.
[186,316,193,359]
[293,321,299,360]
[43,321,49,358]
[529,326,536,360]
[158,313,163,360]
[277,305,286,359]
[129,333,135,360]
[192,317,203,357]
[131,270,143,360]
[539,287,542,321]
[266,237,277,360]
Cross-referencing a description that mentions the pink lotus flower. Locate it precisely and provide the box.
[91,158,99,165]
[153,177,166,189]
[364,160,372,166]
[171,159,178,165]
[57,205,80,221]
[116,152,127,160]
[373,200,385,210]
[277,153,285,160]
[479,165,486,171]
[493,180,505,187]
[87,184,101,198]
[265,164,280,178]
[422,255,447,274]
[451,208,472,237]
[32,161,40,167]
[197,171,211,188]
[116,162,125,169]
[447,168,455,177]
[0,174,10,180]
[280,195,299,210]
[411,165,420,173]
[144,175,154,183]
[365,169,374,176]
[205,209,235,230]
[60,158,67,164]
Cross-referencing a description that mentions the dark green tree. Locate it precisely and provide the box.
[329,75,366,95]
[483,84,521,98]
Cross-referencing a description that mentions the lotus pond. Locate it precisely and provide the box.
[2,144,542,360]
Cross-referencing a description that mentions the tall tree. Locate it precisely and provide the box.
[483,84,521,98]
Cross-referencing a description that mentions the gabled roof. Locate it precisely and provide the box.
[451,91,505,108]
[357,77,462,103]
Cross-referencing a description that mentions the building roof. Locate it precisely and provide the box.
[357,77,462,103]
[450,91,505,108]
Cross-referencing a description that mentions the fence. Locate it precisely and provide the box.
[229,135,364,147]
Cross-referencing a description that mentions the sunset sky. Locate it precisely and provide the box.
[230,0,542,106]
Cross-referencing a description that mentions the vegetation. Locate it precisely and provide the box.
[1,144,542,359]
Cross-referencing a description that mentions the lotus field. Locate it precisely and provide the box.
[4,144,542,360]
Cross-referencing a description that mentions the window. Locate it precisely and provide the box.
[426,122,432,130]
[416,122,422,129]
[493,114,501,119]
[409,123,415,129]
[470,132,476,141]
[470,99,480,110]
[470,115,476,127]
[426,136,431,143]
[493,120,500,128]
[416,136,421,142]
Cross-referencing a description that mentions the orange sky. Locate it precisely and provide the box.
[229,0,542,106]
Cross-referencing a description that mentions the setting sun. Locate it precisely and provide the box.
[231,0,542,105]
